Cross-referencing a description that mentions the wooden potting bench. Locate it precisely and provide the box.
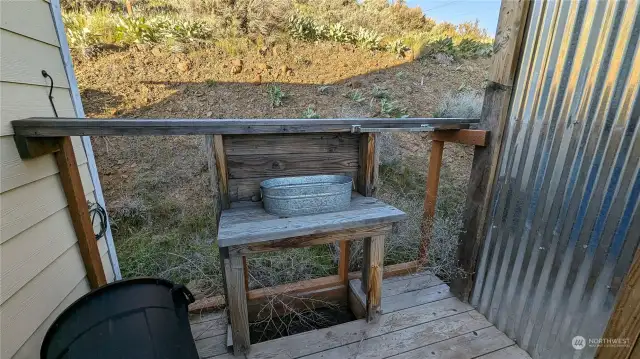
[210,132,407,355]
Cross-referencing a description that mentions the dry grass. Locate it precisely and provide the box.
[433,90,483,118]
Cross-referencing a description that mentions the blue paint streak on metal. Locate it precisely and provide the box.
[608,168,640,263]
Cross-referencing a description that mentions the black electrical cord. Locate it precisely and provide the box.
[89,201,108,240]
[41,68,107,240]
[41,70,59,117]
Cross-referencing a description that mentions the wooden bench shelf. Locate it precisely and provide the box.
[217,192,406,355]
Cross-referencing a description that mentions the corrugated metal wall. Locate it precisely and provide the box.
[471,0,640,358]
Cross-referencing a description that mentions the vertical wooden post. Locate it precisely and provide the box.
[55,137,106,289]
[363,235,384,322]
[450,0,531,302]
[419,139,444,263]
[212,134,230,210]
[210,134,250,293]
[358,132,378,294]
[595,247,640,359]
[358,133,377,197]
[338,241,351,286]
[223,254,251,355]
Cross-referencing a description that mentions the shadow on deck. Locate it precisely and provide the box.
[188,272,530,359]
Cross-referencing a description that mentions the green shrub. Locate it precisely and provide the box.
[165,19,210,42]
[63,13,98,47]
[345,89,365,103]
[288,15,319,41]
[380,98,408,118]
[115,16,165,44]
[355,27,382,50]
[386,38,409,57]
[372,85,389,99]
[267,84,287,108]
[302,106,320,119]
[328,23,353,43]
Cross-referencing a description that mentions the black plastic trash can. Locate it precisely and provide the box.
[41,278,200,359]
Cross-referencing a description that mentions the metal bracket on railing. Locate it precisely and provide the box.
[351,124,435,133]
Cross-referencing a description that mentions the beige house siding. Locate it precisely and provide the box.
[0,1,114,357]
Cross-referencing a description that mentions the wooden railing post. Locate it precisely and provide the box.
[419,139,444,263]
[450,0,531,302]
[596,247,640,359]
[56,136,107,289]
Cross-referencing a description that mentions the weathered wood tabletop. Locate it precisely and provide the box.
[217,192,406,248]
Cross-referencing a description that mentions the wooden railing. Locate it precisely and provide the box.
[11,117,486,314]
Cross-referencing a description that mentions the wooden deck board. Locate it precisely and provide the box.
[190,311,229,358]
[190,272,530,359]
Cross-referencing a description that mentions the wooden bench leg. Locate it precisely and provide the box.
[362,235,384,322]
[223,254,251,355]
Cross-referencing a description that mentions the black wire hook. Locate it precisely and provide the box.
[41,70,59,117]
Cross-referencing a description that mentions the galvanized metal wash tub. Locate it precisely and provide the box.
[261,175,353,217]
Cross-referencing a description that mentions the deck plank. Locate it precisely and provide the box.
[391,326,516,359]
[383,283,453,313]
[350,272,442,300]
[190,311,226,325]
[195,333,228,358]
[191,316,228,340]
[247,298,472,359]
[300,311,492,359]
[190,273,530,359]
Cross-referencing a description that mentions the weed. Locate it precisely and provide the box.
[288,15,320,41]
[372,85,390,100]
[380,98,408,118]
[317,85,330,95]
[267,84,287,108]
[386,39,409,58]
[302,106,320,119]
[354,27,383,50]
[206,79,216,86]
[345,89,365,103]
[115,16,165,43]
[165,19,210,42]
[327,23,353,43]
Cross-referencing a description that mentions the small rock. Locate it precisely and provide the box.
[280,65,290,74]
[206,111,213,117]
[258,46,269,56]
[231,65,242,74]
[348,80,363,88]
[117,160,125,165]
[257,63,271,72]
[231,58,243,67]
[285,69,293,77]
[177,61,191,72]
[121,174,128,179]
[253,74,262,84]
[151,47,163,57]
[433,52,454,65]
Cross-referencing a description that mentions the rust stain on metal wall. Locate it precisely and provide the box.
[472,0,640,358]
